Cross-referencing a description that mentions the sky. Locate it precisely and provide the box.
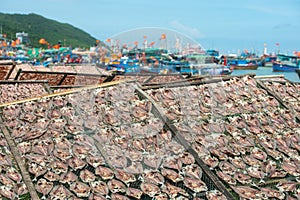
[1,0,300,55]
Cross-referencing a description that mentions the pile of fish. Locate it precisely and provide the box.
[0,131,29,199]
[146,75,300,200]
[0,83,48,104]
[0,82,226,199]
[262,80,300,117]
[0,63,14,80]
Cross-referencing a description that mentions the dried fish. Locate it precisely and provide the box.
[54,137,72,149]
[216,170,236,185]
[70,181,91,197]
[59,171,78,184]
[72,144,91,159]
[276,181,298,192]
[202,155,219,169]
[80,169,96,183]
[141,182,161,197]
[144,154,162,169]
[261,160,277,175]
[124,147,143,162]
[206,189,227,200]
[161,182,188,198]
[68,156,87,171]
[44,170,60,182]
[28,162,47,181]
[14,183,28,196]
[107,179,126,193]
[22,101,37,113]
[209,147,228,160]
[183,177,208,193]
[25,154,49,167]
[178,152,195,165]
[6,166,22,183]
[261,187,285,200]
[108,154,128,168]
[142,169,165,185]
[161,168,183,183]
[246,166,265,180]
[242,155,261,167]
[282,157,300,177]
[162,156,182,171]
[111,193,130,200]
[84,115,99,130]
[35,118,50,130]
[95,166,114,180]
[269,168,288,178]
[48,108,62,119]
[218,161,236,176]
[229,157,246,169]
[231,186,263,199]
[88,194,107,200]
[50,160,68,174]
[182,164,202,179]
[86,152,106,168]
[90,180,109,196]
[35,178,53,198]
[31,138,54,156]
[0,185,16,199]
[17,141,31,154]
[22,128,46,141]
[233,171,252,185]
[60,106,75,118]
[250,147,267,161]
[114,169,136,185]
[126,187,143,199]
[49,118,67,130]
[154,192,169,200]
[0,174,15,186]
[53,147,72,161]
[49,184,73,200]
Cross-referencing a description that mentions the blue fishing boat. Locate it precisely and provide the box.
[227,59,259,70]
[181,53,232,76]
[272,54,300,72]
[108,56,140,73]
[262,56,277,67]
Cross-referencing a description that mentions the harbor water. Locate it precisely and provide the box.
[231,66,300,83]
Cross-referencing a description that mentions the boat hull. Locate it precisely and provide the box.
[176,64,232,76]
[200,67,232,75]
[263,62,273,67]
[232,65,259,70]
[272,63,299,72]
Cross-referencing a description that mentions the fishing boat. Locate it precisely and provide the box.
[272,54,300,72]
[176,63,232,76]
[107,56,140,73]
[180,53,232,76]
[227,59,259,70]
[262,56,277,67]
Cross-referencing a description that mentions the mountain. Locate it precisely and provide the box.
[0,13,101,48]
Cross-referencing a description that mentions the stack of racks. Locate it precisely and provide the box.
[0,80,233,200]
[145,75,300,200]
[0,72,298,200]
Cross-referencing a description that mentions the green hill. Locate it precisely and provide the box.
[0,13,102,48]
